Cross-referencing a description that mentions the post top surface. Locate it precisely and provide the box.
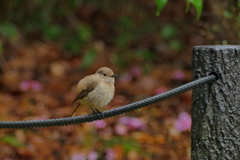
[194,45,240,49]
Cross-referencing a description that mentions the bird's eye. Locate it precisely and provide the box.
[103,73,107,76]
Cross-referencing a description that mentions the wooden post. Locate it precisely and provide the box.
[192,45,240,160]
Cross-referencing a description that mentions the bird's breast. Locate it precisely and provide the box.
[84,82,114,109]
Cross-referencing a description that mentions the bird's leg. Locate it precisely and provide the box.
[89,106,97,114]
[71,104,83,117]
[89,107,104,119]
[95,108,105,119]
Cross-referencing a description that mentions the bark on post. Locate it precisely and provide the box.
[192,45,240,160]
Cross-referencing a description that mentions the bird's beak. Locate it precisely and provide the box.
[111,74,117,77]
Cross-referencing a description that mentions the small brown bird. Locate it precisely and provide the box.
[71,67,117,117]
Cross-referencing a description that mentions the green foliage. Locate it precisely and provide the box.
[113,53,127,68]
[1,135,23,148]
[77,25,92,43]
[160,24,183,51]
[136,49,154,61]
[238,0,240,8]
[115,35,128,47]
[115,16,136,47]
[0,42,3,53]
[64,24,93,53]
[42,25,64,40]
[64,38,81,54]
[223,10,233,19]
[0,0,88,55]
[118,17,134,29]
[169,40,183,51]
[156,0,203,19]
[81,49,97,69]
[185,0,203,19]
[0,0,201,60]
[0,22,18,40]
[155,0,168,16]
[160,24,177,40]
[104,137,141,153]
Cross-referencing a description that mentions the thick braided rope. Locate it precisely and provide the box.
[0,74,217,129]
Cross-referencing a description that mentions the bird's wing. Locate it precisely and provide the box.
[72,76,98,104]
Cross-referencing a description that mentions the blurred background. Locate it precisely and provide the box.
[0,0,239,159]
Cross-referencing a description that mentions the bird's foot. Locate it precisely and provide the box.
[90,107,104,119]
[94,109,105,119]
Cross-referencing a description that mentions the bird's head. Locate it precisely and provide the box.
[96,67,117,83]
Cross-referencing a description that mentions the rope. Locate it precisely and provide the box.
[0,74,217,129]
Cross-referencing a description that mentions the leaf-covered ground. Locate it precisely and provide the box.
[0,1,238,159]
[0,42,192,159]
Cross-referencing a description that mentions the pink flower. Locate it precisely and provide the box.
[114,123,128,135]
[172,70,185,80]
[131,67,141,77]
[88,151,98,160]
[118,116,130,124]
[20,80,42,92]
[92,120,107,129]
[174,112,191,132]
[71,153,86,160]
[106,149,116,160]
[118,116,146,130]
[119,67,141,83]
[128,117,146,130]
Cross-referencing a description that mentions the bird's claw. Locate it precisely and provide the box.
[90,108,105,119]
[95,109,105,119]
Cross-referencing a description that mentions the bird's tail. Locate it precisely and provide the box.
[71,104,83,117]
